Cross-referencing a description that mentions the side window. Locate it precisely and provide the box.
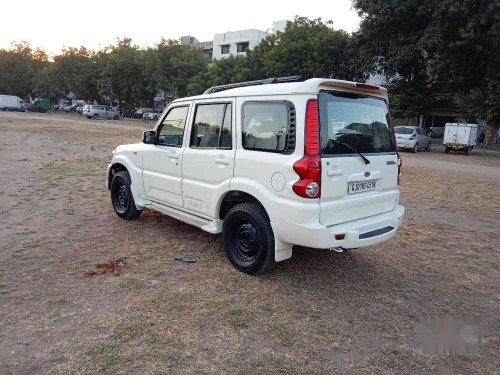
[242,101,293,153]
[190,103,232,149]
[157,106,189,147]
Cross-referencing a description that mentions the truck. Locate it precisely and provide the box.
[0,95,24,111]
[443,123,478,155]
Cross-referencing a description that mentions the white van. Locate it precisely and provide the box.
[107,77,405,274]
[443,123,478,155]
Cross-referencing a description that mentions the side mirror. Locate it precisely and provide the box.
[143,130,156,144]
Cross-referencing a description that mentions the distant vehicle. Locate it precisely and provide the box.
[0,95,24,111]
[429,126,445,138]
[120,107,137,118]
[395,126,431,153]
[134,108,153,119]
[75,105,85,113]
[82,104,120,120]
[443,123,478,155]
[20,103,47,113]
[143,109,163,121]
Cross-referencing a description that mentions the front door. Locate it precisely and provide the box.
[181,100,235,217]
[142,104,190,208]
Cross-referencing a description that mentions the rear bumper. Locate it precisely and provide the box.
[396,140,416,149]
[279,205,405,249]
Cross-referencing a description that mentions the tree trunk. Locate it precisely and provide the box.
[482,122,499,149]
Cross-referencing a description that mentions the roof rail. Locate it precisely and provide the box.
[203,75,302,94]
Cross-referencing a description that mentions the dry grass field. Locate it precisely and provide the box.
[0,112,499,374]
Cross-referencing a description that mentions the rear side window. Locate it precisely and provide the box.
[395,127,414,134]
[242,101,295,153]
[190,103,232,149]
[319,91,395,155]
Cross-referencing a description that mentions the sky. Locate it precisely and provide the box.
[0,0,361,55]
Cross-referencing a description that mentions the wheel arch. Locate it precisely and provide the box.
[218,190,268,221]
[108,162,128,190]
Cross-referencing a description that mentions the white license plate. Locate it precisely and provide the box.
[348,180,376,194]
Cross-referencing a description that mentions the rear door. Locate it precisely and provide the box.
[181,100,235,217]
[318,91,399,226]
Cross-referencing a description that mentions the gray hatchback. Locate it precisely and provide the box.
[82,105,120,120]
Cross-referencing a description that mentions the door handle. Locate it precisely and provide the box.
[214,158,229,165]
[327,169,344,176]
[168,154,179,159]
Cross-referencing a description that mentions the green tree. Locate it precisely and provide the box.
[352,0,500,147]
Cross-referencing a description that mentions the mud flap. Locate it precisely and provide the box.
[274,237,292,262]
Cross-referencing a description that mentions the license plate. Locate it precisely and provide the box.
[348,180,376,194]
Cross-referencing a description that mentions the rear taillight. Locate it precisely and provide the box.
[409,134,416,140]
[397,152,402,185]
[293,99,321,199]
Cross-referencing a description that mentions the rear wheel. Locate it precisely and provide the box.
[412,143,418,153]
[92,114,99,120]
[426,142,431,151]
[465,147,470,155]
[222,203,275,275]
[113,115,119,120]
[111,171,142,220]
[153,115,158,121]
[445,146,450,154]
[86,116,92,119]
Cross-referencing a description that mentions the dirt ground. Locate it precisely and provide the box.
[0,111,499,374]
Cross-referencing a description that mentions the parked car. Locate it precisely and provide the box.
[395,126,431,152]
[443,123,478,155]
[134,108,153,119]
[107,77,405,274]
[19,103,47,113]
[120,107,137,118]
[75,104,85,113]
[82,105,120,120]
[143,109,163,121]
[0,95,24,111]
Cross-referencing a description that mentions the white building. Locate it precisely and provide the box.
[211,20,287,60]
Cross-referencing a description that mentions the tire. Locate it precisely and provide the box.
[426,142,431,151]
[412,143,418,153]
[465,147,470,155]
[222,203,276,275]
[445,146,450,154]
[113,115,119,120]
[111,171,142,220]
[153,116,158,121]
[86,116,92,119]
[92,114,99,120]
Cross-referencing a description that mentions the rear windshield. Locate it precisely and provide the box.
[394,127,414,134]
[318,91,395,155]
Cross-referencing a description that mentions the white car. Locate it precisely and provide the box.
[82,105,120,120]
[107,77,405,274]
[143,109,163,121]
[395,126,431,152]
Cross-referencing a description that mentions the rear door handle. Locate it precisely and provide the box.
[214,158,229,165]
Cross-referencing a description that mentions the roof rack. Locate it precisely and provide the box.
[203,75,302,94]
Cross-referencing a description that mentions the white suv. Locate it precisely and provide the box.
[107,77,405,274]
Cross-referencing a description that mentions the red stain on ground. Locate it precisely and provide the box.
[84,259,126,277]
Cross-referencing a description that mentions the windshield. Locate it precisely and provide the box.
[395,127,414,134]
[319,91,395,155]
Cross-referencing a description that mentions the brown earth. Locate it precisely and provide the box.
[0,111,499,374]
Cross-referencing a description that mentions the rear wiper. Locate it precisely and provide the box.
[329,138,371,165]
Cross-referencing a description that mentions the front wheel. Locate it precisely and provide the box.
[222,203,276,275]
[111,171,142,220]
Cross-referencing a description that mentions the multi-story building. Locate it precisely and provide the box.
[180,20,287,60]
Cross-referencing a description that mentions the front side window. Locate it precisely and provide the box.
[319,91,395,155]
[157,106,189,147]
[190,103,232,149]
[242,102,290,153]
